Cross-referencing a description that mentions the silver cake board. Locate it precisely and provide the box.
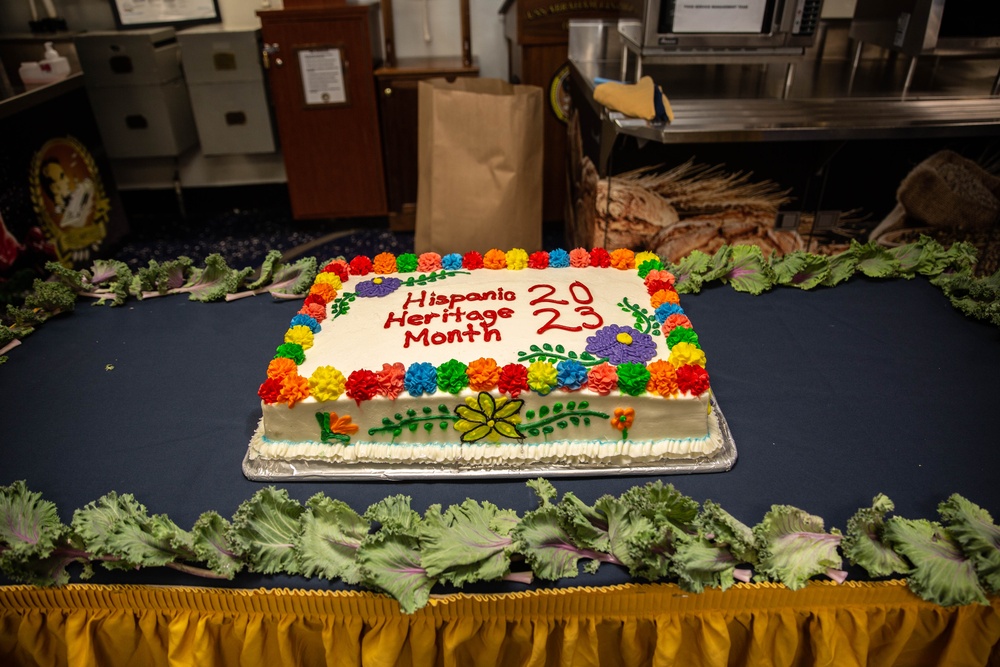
[242,395,737,482]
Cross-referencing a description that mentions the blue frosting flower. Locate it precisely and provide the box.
[556,359,588,390]
[356,276,401,298]
[289,314,321,333]
[548,249,570,268]
[654,302,685,323]
[404,362,438,396]
[442,253,463,271]
[585,324,657,365]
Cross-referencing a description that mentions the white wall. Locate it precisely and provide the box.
[0,0,509,80]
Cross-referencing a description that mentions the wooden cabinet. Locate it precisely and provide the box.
[375,57,478,231]
[501,0,624,223]
[258,5,386,220]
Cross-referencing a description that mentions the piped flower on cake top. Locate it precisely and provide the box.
[290,314,321,334]
[586,362,618,396]
[278,373,311,407]
[345,369,381,405]
[322,259,349,282]
[267,357,298,380]
[646,360,679,398]
[527,360,558,395]
[309,366,347,401]
[676,364,711,395]
[548,249,570,268]
[668,341,707,369]
[467,357,501,392]
[617,362,651,396]
[376,362,406,399]
[569,248,590,268]
[309,282,338,303]
[436,359,470,394]
[404,362,438,397]
[483,249,507,270]
[373,252,397,274]
[634,251,660,274]
[498,363,529,398]
[442,253,463,270]
[505,248,528,270]
[556,359,588,390]
[610,248,636,270]
[453,392,525,443]
[528,251,549,269]
[395,253,418,273]
[645,269,675,294]
[662,313,693,334]
[298,301,326,323]
[284,325,314,350]
[654,302,684,324]
[417,252,442,272]
[313,272,343,291]
[666,326,700,350]
[590,247,611,267]
[355,276,401,298]
[274,342,305,365]
[585,324,657,365]
[462,251,484,270]
[349,255,373,275]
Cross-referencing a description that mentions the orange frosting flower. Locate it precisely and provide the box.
[650,289,680,308]
[266,357,298,380]
[309,282,338,303]
[612,407,635,431]
[646,360,678,397]
[466,357,501,391]
[373,252,397,274]
[483,249,507,269]
[609,248,636,270]
[278,373,310,407]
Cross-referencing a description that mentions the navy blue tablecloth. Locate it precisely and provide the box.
[3,276,997,590]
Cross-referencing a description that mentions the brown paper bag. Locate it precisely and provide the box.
[414,77,543,255]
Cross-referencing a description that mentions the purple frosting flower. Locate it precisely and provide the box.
[355,276,401,298]
[585,324,657,365]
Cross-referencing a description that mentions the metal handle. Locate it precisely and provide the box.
[262,43,280,69]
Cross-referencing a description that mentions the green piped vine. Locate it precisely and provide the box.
[401,269,470,287]
[618,297,660,336]
[368,404,456,440]
[521,400,609,439]
[517,343,605,367]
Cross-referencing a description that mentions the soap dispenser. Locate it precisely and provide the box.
[18,42,70,90]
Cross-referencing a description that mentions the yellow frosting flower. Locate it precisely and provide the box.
[313,272,343,290]
[609,248,636,270]
[467,357,501,391]
[527,360,558,395]
[284,325,314,350]
[668,342,707,368]
[505,248,528,270]
[309,365,347,401]
[483,249,507,269]
[373,252,397,274]
[634,251,659,267]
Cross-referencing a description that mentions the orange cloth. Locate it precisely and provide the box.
[2,581,999,666]
[594,76,675,123]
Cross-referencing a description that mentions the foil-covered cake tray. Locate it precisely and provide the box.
[243,396,737,481]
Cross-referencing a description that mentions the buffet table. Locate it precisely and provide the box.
[2,275,999,665]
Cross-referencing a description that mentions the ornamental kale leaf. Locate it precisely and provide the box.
[0,481,69,580]
[671,535,748,593]
[420,499,519,587]
[696,500,757,565]
[227,487,304,575]
[851,240,900,278]
[356,530,434,614]
[842,494,910,578]
[753,505,845,589]
[169,253,252,302]
[937,494,1000,594]
[770,251,831,290]
[884,517,988,606]
[191,511,242,579]
[296,494,369,584]
[722,244,773,295]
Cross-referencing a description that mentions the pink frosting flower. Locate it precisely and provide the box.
[587,363,618,396]
[376,362,406,399]
[662,313,693,333]
[417,252,442,272]
[569,248,591,268]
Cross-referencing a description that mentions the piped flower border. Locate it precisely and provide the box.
[257,248,711,410]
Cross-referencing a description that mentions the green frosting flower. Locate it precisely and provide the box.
[453,392,524,442]
[666,326,700,349]
[437,359,469,394]
[637,258,664,279]
[617,362,651,396]
[396,253,418,273]
[274,342,305,365]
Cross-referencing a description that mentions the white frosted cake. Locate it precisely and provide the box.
[245,248,726,474]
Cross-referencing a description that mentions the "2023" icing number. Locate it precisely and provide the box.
[528,282,604,334]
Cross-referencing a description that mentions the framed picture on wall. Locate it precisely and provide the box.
[110,0,222,30]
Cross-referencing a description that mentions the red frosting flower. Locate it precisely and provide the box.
[675,364,710,396]
[303,293,329,309]
[349,255,373,276]
[323,260,349,282]
[498,363,529,398]
[528,251,549,269]
[257,377,283,404]
[345,369,381,406]
[462,251,484,270]
[590,248,611,268]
